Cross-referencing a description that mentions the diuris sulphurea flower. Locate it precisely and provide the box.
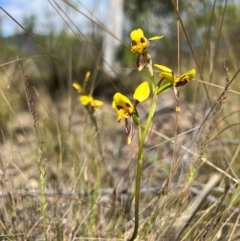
[130,28,163,72]
[112,82,150,144]
[154,64,196,112]
[73,82,104,112]
[130,28,163,54]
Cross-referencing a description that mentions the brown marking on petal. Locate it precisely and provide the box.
[116,105,123,110]
[140,37,146,43]
[175,78,189,87]
[125,103,131,108]
[131,40,137,46]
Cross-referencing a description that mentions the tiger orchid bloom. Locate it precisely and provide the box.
[130,28,163,54]
[130,28,163,72]
[73,82,104,111]
[154,64,196,112]
[112,82,150,144]
[112,93,134,122]
[80,95,103,110]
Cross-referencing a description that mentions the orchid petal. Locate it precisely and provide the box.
[148,36,164,41]
[133,82,150,102]
[112,93,134,121]
[154,64,173,73]
[160,72,177,82]
[80,95,93,105]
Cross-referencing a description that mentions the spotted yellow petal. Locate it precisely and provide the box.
[113,93,133,112]
[130,28,145,43]
[180,69,196,80]
[112,93,133,121]
[175,69,196,87]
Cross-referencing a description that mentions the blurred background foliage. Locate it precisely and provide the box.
[0,0,240,137]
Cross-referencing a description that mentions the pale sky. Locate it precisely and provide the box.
[0,0,108,36]
[1,0,240,37]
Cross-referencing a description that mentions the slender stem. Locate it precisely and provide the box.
[177,0,180,76]
[128,75,158,241]
[129,121,143,241]
[86,107,104,162]
[142,90,157,142]
[129,57,174,241]
[157,81,173,95]
[149,62,155,93]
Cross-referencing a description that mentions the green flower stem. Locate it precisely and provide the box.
[86,106,104,162]
[129,78,158,241]
[157,81,173,95]
[129,72,173,241]
[150,69,155,93]
[129,115,143,240]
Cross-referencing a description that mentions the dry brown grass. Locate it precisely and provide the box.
[1,1,240,241]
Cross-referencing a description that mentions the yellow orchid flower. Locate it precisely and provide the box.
[112,82,150,144]
[130,28,163,54]
[80,95,93,105]
[154,65,196,112]
[90,99,104,110]
[112,82,150,121]
[154,65,196,87]
[112,93,134,122]
[80,95,104,111]
[73,82,104,111]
